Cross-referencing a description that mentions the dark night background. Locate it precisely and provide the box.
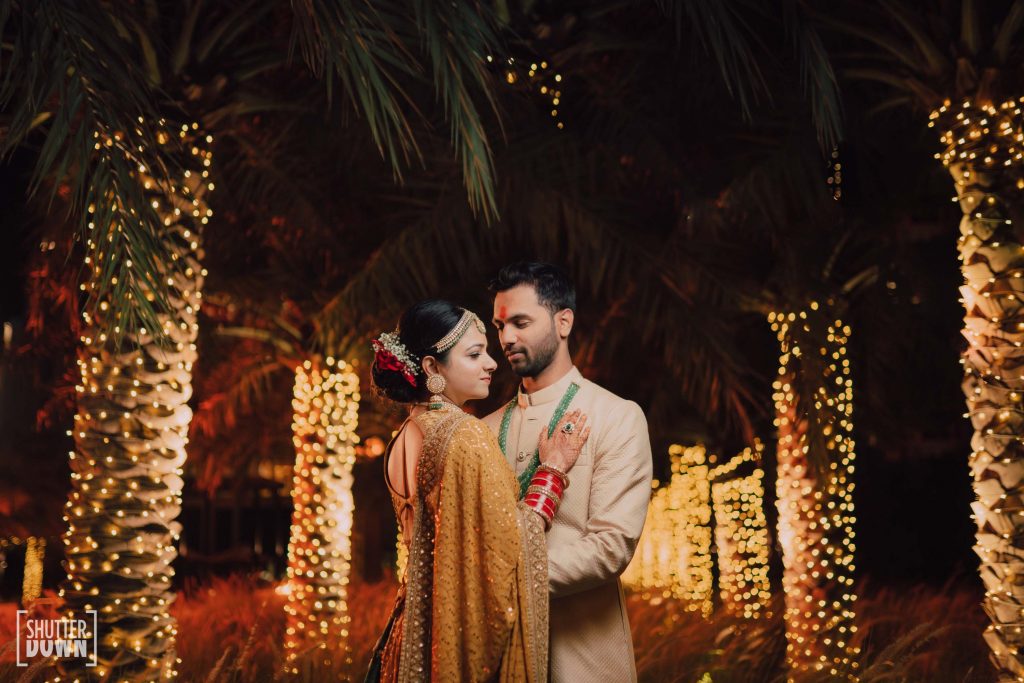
[0,3,1012,680]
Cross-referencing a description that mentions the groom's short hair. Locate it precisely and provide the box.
[489,261,576,313]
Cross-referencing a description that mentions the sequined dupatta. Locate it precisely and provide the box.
[393,409,549,683]
[395,409,465,681]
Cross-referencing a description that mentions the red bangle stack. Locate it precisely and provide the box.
[522,466,569,529]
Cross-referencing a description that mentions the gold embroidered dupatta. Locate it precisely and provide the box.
[384,408,549,683]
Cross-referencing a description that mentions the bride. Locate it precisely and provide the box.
[366,299,590,683]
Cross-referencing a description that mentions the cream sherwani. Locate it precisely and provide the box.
[483,366,653,683]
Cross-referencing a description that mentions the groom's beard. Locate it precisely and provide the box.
[507,327,560,379]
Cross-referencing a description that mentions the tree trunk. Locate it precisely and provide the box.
[770,307,858,681]
[620,444,713,615]
[284,357,359,677]
[59,127,212,681]
[935,99,1024,681]
[710,444,771,619]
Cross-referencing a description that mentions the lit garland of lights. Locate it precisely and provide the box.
[710,443,771,619]
[770,305,858,681]
[827,147,842,201]
[284,357,359,675]
[23,536,45,604]
[488,54,565,130]
[56,122,212,683]
[622,444,713,616]
[3,536,47,604]
[929,97,1024,680]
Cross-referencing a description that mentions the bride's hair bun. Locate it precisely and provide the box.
[371,299,465,403]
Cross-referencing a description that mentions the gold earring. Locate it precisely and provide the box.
[426,374,447,409]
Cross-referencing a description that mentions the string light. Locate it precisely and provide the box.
[711,443,771,619]
[2,537,46,605]
[58,121,212,682]
[489,53,565,130]
[930,97,1024,680]
[827,147,842,201]
[22,537,45,604]
[770,306,858,681]
[284,357,359,675]
[622,444,713,616]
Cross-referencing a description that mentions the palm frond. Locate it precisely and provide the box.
[783,0,843,149]
[865,94,914,117]
[290,0,503,220]
[961,0,982,57]
[1,1,189,347]
[314,175,759,439]
[713,131,835,235]
[812,8,929,75]
[994,0,1024,63]
[194,1,276,65]
[290,0,423,177]
[877,0,949,76]
[655,0,769,118]
[841,68,940,107]
[191,351,286,439]
[170,0,203,76]
[411,0,503,221]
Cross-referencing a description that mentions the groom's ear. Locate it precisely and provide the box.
[555,309,574,339]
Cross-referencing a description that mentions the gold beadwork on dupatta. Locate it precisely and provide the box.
[396,409,467,683]
[381,408,550,683]
[516,502,550,681]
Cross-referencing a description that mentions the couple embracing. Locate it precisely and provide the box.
[367,262,653,683]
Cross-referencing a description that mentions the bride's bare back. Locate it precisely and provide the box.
[384,418,424,546]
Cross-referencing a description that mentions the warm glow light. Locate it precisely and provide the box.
[284,357,359,674]
[932,97,1024,678]
[496,53,566,130]
[2,537,46,605]
[22,536,45,604]
[622,444,713,616]
[711,443,771,619]
[59,122,211,682]
[770,307,858,680]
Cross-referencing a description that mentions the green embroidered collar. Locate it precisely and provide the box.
[498,381,580,499]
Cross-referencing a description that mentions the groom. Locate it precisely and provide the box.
[483,261,653,683]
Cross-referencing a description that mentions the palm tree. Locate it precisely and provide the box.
[819,2,1024,675]
[284,355,360,676]
[195,293,368,676]
[769,302,860,680]
[185,127,398,668]
[59,133,211,680]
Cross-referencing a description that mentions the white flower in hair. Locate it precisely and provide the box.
[372,331,420,387]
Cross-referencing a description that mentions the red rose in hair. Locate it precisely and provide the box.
[372,340,417,387]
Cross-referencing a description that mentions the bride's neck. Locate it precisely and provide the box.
[409,395,463,416]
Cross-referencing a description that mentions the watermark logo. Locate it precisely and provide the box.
[15,611,97,667]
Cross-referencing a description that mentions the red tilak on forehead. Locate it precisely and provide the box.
[498,305,507,319]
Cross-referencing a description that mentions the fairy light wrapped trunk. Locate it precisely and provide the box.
[23,537,46,604]
[770,305,858,681]
[284,357,359,675]
[931,98,1024,680]
[710,444,771,619]
[58,123,212,682]
[621,444,713,615]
